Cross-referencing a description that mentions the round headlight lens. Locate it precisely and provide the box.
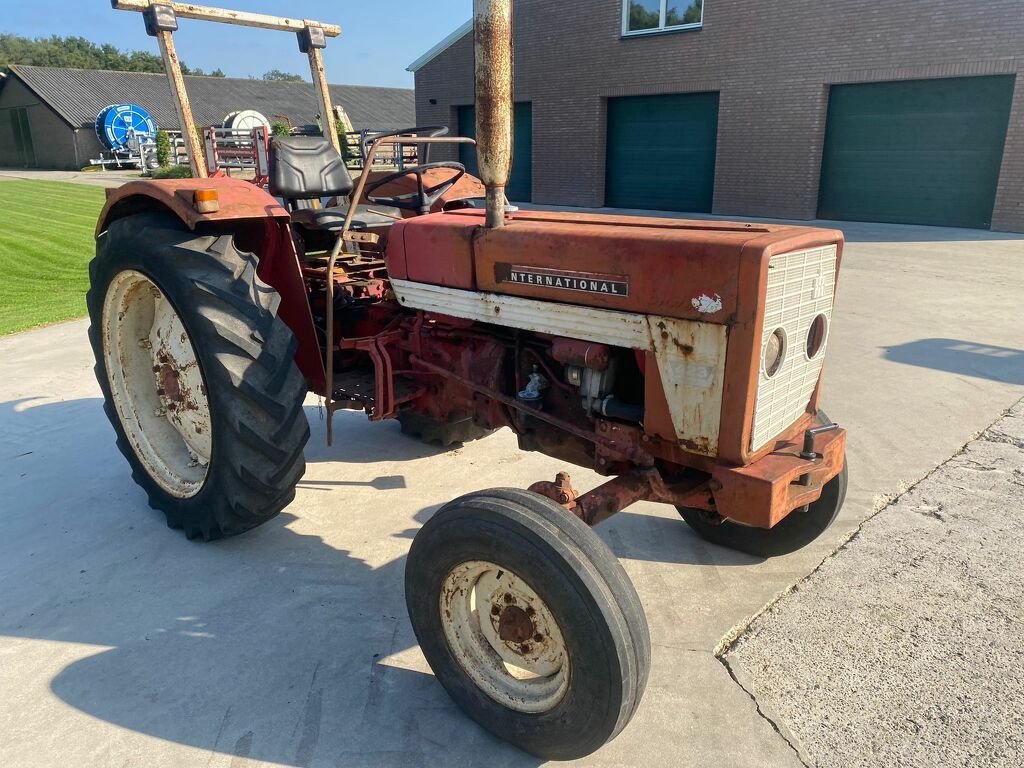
[806,314,829,360]
[763,328,786,378]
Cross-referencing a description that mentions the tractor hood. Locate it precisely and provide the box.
[386,208,844,325]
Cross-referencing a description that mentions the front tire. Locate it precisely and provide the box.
[406,489,650,760]
[678,411,848,558]
[87,213,310,541]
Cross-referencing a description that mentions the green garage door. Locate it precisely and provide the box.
[818,76,1016,229]
[457,103,533,202]
[606,92,719,212]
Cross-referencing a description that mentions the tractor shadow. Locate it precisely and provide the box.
[0,397,542,768]
[37,512,541,768]
[301,404,458,466]
[300,405,760,568]
[0,394,755,766]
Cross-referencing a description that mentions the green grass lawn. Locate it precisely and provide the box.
[0,180,106,335]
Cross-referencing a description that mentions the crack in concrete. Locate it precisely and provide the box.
[720,654,811,768]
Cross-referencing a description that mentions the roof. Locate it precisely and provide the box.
[407,20,472,73]
[8,65,415,132]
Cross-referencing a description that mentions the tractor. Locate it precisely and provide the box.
[88,0,848,760]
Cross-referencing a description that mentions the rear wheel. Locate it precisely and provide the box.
[87,213,310,540]
[678,411,847,558]
[406,489,650,760]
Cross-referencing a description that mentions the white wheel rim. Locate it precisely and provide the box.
[440,560,570,714]
[102,270,211,498]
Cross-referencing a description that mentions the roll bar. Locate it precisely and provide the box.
[111,0,518,231]
[111,1,344,177]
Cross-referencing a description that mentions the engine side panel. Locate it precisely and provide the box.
[390,279,726,456]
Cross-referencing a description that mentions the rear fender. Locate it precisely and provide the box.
[96,177,291,237]
[96,179,326,393]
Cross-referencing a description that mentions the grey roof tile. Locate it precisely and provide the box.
[9,65,415,132]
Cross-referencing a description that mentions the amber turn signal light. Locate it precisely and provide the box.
[193,189,220,213]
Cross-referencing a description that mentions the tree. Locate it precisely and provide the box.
[0,33,215,75]
[666,0,703,26]
[262,69,304,82]
[180,64,226,77]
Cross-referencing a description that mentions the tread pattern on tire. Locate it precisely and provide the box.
[478,488,652,728]
[87,213,310,541]
[405,488,651,760]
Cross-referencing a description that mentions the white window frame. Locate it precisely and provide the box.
[621,0,704,37]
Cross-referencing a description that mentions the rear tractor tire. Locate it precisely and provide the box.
[678,411,848,558]
[87,213,310,541]
[406,489,650,760]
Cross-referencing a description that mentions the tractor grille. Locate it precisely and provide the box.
[750,245,838,452]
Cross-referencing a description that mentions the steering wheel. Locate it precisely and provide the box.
[365,162,467,215]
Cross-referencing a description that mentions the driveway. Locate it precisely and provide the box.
[0,216,1021,767]
[0,168,143,188]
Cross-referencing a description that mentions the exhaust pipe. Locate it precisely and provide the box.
[473,0,513,229]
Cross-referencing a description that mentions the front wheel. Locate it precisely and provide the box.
[678,411,848,558]
[405,488,650,760]
[87,213,310,541]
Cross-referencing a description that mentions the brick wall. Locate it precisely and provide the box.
[415,0,1024,232]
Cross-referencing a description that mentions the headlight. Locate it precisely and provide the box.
[763,328,786,378]
[806,314,829,360]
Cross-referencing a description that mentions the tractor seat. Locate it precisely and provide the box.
[268,135,395,232]
[289,205,396,232]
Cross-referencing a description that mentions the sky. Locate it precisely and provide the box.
[1,0,473,88]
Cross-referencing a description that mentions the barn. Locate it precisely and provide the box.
[0,65,415,170]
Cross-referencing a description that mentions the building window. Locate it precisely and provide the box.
[623,0,703,36]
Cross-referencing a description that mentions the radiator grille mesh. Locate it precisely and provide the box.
[751,245,838,451]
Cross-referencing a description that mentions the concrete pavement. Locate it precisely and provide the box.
[726,400,1024,768]
[0,218,1021,767]
[0,168,143,188]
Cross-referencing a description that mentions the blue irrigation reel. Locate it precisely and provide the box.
[95,104,158,153]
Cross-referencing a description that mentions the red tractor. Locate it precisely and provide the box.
[89,1,847,760]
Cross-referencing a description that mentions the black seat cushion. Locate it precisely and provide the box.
[290,206,396,232]
[269,136,354,200]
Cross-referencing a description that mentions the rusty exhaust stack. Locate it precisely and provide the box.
[473,0,514,229]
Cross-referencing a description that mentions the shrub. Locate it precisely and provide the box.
[271,121,291,137]
[335,119,354,162]
[155,130,171,167]
[151,164,193,179]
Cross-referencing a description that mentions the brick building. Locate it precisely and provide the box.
[410,0,1024,232]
